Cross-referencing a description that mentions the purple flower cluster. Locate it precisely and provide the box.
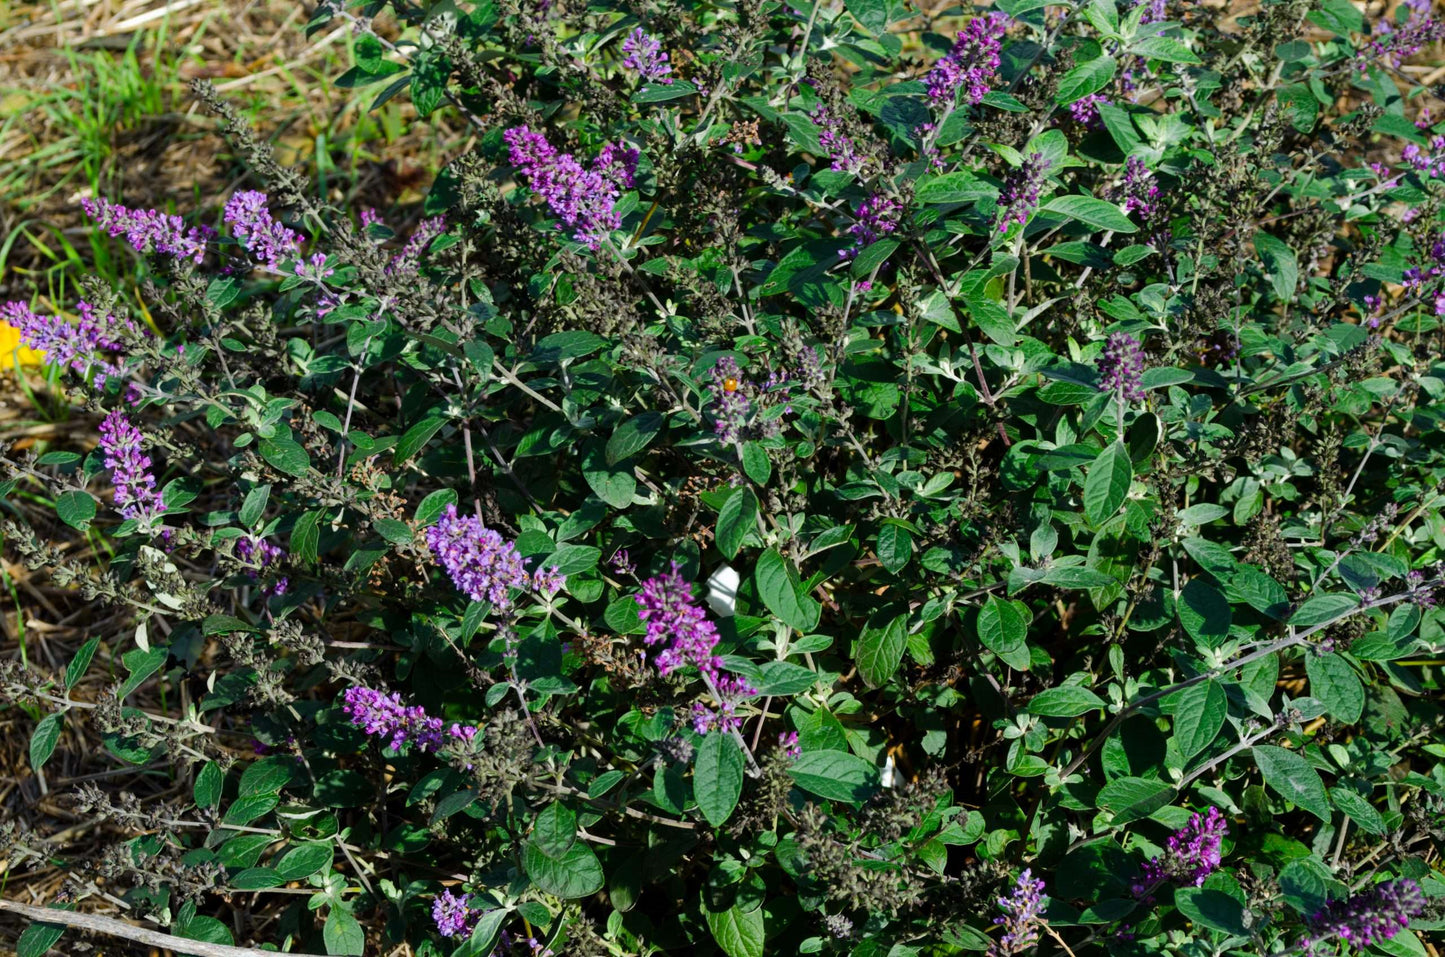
[387,216,447,275]
[991,869,1048,956]
[1301,879,1425,954]
[926,13,1010,105]
[1132,0,1167,22]
[223,190,301,270]
[80,197,209,264]
[431,889,475,938]
[425,504,560,613]
[236,535,288,596]
[778,730,801,758]
[342,686,478,753]
[1120,157,1162,221]
[812,105,865,174]
[1097,332,1146,402]
[994,152,1050,233]
[1403,135,1445,178]
[711,355,751,444]
[1358,14,1445,72]
[504,126,640,250]
[1406,569,1437,608]
[622,28,673,84]
[1068,93,1110,128]
[1132,807,1228,896]
[98,410,165,523]
[635,562,724,677]
[845,193,902,255]
[2,300,133,385]
[691,673,757,735]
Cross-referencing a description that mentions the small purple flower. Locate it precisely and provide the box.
[1097,332,1146,402]
[1068,93,1110,128]
[80,196,208,264]
[425,504,535,613]
[778,731,801,758]
[994,152,1051,232]
[504,126,640,250]
[1406,569,1437,608]
[635,561,724,679]
[845,193,902,255]
[98,410,165,523]
[1357,15,1445,72]
[1131,0,1167,23]
[236,534,288,596]
[926,13,1010,106]
[611,548,636,576]
[431,889,476,938]
[812,105,865,174]
[1301,879,1425,954]
[711,356,751,444]
[532,564,566,598]
[991,869,1048,956]
[223,190,301,270]
[691,673,758,735]
[293,253,334,282]
[621,28,673,84]
[3,300,133,385]
[387,216,447,274]
[1132,807,1228,896]
[342,686,477,753]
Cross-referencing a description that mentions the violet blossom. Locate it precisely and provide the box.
[342,686,477,753]
[926,13,1010,106]
[2,300,132,385]
[692,673,757,735]
[431,889,476,938]
[1358,15,1445,72]
[994,152,1050,233]
[236,534,288,596]
[223,190,301,270]
[621,28,673,84]
[425,504,542,614]
[1301,879,1425,954]
[98,410,165,523]
[1119,157,1162,221]
[845,193,902,256]
[387,216,447,274]
[1097,332,1146,403]
[812,105,865,174]
[504,126,639,250]
[1132,806,1228,896]
[1068,93,1110,129]
[80,196,208,264]
[778,731,801,758]
[991,869,1048,956]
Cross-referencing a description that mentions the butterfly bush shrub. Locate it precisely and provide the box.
[4,0,1445,955]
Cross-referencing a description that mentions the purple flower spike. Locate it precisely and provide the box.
[3,300,133,385]
[691,673,759,735]
[504,126,639,250]
[223,190,301,270]
[1132,806,1228,896]
[80,197,208,264]
[342,686,477,753]
[991,869,1048,956]
[994,152,1050,233]
[424,504,538,614]
[635,562,725,678]
[98,410,165,523]
[431,889,476,938]
[1097,332,1146,403]
[387,216,447,275]
[622,28,673,84]
[1301,879,1425,954]
[236,534,288,596]
[812,105,865,174]
[926,13,1010,106]
[846,193,902,255]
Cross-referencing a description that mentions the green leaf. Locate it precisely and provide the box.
[977,597,1031,671]
[522,838,605,898]
[1027,685,1106,717]
[223,793,280,827]
[239,758,293,797]
[915,172,994,205]
[394,415,447,464]
[259,434,311,476]
[694,732,746,827]
[964,291,1016,346]
[1041,566,1117,589]
[1056,54,1116,105]
[16,909,67,957]
[1040,195,1138,234]
[1096,776,1173,823]
[876,523,912,574]
[1290,593,1359,629]
[1130,35,1202,63]
[29,712,62,771]
[1173,679,1227,760]
[755,549,821,632]
[239,484,271,527]
[787,750,880,804]
[323,908,365,956]
[1305,653,1364,724]
[1083,442,1132,525]
[706,904,765,957]
[1255,232,1299,300]
[231,867,284,890]
[1178,579,1231,649]
[373,518,413,545]
[118,645,168,699]
[633,79,698,103]
[416,488,458,526]
[56,490,96,530]
[65,635,99,690]
[531,801,578,859]
[716,487,759,560]
[1174,887,1250,936]
[606,412,664,465]
[1330,788,1385,835]
[1234,566,1290,619]
[1253,745,1332,822]
[852,238,899,277]
[275,842,335,880]
[293,510,321,565]
[740,443,771,486]
[194,761,222,810]
[582,443,636,510]
[857,611,907,688]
